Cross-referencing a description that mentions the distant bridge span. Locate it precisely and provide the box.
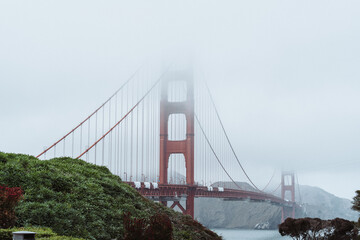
[126,182,294,207]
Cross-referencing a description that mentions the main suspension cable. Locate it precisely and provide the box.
[77,65,170,159]
[204,82,262,192]
[194,113,243,190]
[36,66,143,158]
[270,183,281,194]
[261,169,276,192]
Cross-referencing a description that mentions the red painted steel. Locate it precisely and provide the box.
[159,70,195,217]
[77,73,164,159]
[170,201,186,214]
[281,172,296,222]
[36,67,142,159]
[125,182,294,207]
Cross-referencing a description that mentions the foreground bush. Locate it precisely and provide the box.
[123,211,173,240]
[0,185,23,228]
[0,227,84,240]
[279,217,359,240]
[0,152,221,240]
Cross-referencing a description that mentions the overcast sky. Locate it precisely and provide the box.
[1,0,360,200]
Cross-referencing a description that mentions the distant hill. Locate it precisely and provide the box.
[297,185,358,221]
[194,181,358,229]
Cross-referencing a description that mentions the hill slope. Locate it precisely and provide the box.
[297,185,358,221]
[0,152,221,240]
[195,182,358,229]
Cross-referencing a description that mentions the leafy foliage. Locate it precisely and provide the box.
[352,190,360,212]
[123,211,173,240]
[279,217,359,240]
[0,185,23,228]
[123,212,147,240]
[0,152,221,240]
[146,212,173,240]
[0,226,84,240]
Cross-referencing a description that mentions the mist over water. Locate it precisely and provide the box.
[212,229,291,240]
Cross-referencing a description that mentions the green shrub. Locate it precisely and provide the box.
[0,152,7,164]
[0,185,23,228]
[0,228,12,240]
[0,152,221,240]
[37,237,84,240]
[0,154,150,239]
[173,230,192,240]
[0,227,84,240]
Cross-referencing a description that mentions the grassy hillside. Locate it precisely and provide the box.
[0,152,220,240]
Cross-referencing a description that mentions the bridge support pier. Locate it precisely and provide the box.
[167,191,195,218]
[185,192,195,218]
[281,206,296,223]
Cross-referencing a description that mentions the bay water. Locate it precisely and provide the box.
[211,229,291,240]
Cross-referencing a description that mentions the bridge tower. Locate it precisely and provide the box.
[159,69,195,217]
[281,171,296,222]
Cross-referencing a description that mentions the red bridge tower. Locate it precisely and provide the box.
[159,70,195,217]
[281,171,296,222]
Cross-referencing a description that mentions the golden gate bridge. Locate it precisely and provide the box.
[36,62,299,223]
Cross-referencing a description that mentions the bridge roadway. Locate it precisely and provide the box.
[125,182,294,208]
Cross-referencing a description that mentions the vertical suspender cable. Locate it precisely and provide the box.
[149,84,152,182]
[154,84,160,181]
[115,93,118,174]
[117,94,124,176]
[102,107,105,165]
[201,87,204,185]
[153,84,156,182]
[176,81,178,182]
[136,77,139,181]
[156,84,158,182]
[170,84,173,183]
[124,83,128,181]
[120,91,123,177]
[205,82,261,192]
[296,174,302,203]
[109,100,112,168]
[87,118,90,162]
[130,80,134,181]
[72,132,74,158]
[194,112,242,190]
[146,87,150,181]
[80,125,82,157]
[76,67,167,169]
[205,92,208,185]
[36,67,142,160]
[63,137,65,156]
[141,86,145,181]
[95,112,98,164]
[153,79,156,182]
[175,85,178,183]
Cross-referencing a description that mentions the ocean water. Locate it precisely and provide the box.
[211,229,291,240]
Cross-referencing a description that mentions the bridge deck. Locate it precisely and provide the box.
[125,182,294,207]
